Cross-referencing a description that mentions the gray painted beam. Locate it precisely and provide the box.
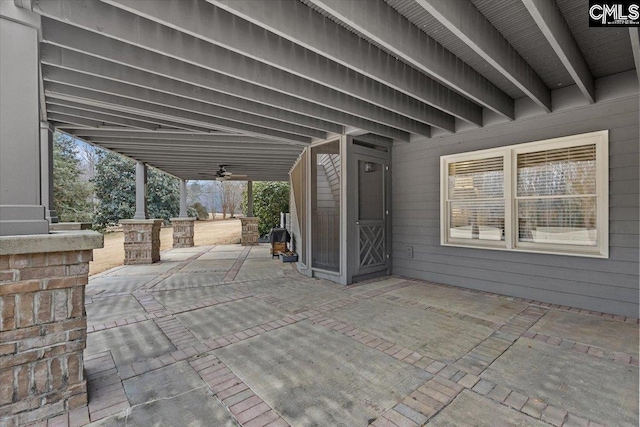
[47,97,219,133]
[413,0,552,112]
[43,66,326,139]
[46,108,159,130]
[522,0,595,103]
[116,156,299,164]
[267,0,513,122]
[47,98,228,135]
[41,45,409,142]
[90,139,302,153]
[630,28,640,83]
[101,0,452,131]
[99,151,301,162]
[209,0,482,126]
[44,82,313,144]
[37,11,424,138]
[47,113,116,129]
[41,48,342,134]
[85,140,303,153]
[67,130,277,143]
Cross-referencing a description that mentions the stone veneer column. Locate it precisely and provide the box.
[171,218,195,248]
[120,219,163,264]
[0,231,103,426]
[240,217,259,246]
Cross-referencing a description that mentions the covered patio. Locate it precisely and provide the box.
[74,244,639,426]
[1,0,638,425]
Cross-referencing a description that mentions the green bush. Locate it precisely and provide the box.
[190,202,209,220]
[187,206,199,219]
[244,182,290,236]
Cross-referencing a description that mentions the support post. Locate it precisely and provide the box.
[0,231,104,425]
[179,179,188,218]
[120,219,163,264]
[247,180,253,217]
[40,121,59,224]
[133,161,148,220]
[241,181,258,245]
[0,6,49,236]
[171,217,195,248]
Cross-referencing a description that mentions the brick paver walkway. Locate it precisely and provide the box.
[30,244,639,427]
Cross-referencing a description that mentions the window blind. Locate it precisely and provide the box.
[517,145,596,197]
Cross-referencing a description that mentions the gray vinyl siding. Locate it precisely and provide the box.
[391,96,639,317]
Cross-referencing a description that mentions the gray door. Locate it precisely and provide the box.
[355,155,388,277]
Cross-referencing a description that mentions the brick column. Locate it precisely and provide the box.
[240,217,259,246]
[171,218,195,248]
[120,219,163,264]
[0,231,103,426]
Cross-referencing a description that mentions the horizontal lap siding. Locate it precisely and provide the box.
[391,96,639,317]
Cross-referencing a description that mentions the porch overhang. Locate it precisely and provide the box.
[4,0,634,182]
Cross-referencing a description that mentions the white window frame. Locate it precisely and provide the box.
[440,130,609,258]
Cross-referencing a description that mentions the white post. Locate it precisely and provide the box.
[247,180,254,217]
[133,161,148,219]
[179,179,188,218]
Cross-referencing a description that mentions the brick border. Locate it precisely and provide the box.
[189,353,289,427]
[222,247,251,283]
[521,331,639,366]
[83,351,129,423]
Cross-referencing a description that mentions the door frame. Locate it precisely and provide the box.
[346,139,392,283]
[306,136,349,285]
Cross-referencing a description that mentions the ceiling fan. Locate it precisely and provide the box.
[198,165,248,181]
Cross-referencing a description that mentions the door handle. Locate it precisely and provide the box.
[355,221,359,225]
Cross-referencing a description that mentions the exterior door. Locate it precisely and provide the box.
[354,155,388,277]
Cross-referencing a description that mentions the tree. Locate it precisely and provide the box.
[245,182,290,236]
[187,180,220,214]
[220,181,245,219]
[92,151,180,230]
[53,132,93,222]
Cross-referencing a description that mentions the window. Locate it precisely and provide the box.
[441,131,608,258]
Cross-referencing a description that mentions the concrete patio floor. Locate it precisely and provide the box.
[71,244,638,427]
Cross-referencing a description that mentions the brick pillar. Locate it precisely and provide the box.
[120,219,163,265]
[171,218,195,248]
[240,217,259,246]
[0,231,103,426]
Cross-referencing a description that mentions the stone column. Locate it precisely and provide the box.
[133,162,148,220]
[0,6,49,236]
[241,181,258,245]
[120,219,163,264]
[179,179,188,218]
[40,122,59,224]
[171,217,195,248]
[240,217,259,246]
[0,231,103,426]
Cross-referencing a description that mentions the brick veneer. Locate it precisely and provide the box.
[240,217,259,246]
[0,232,102,426]
[120,219,162,264]
[170,218,195,248]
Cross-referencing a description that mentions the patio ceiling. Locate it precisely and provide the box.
[16,0,638,180]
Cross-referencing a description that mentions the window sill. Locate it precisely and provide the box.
[440,242,609,259]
